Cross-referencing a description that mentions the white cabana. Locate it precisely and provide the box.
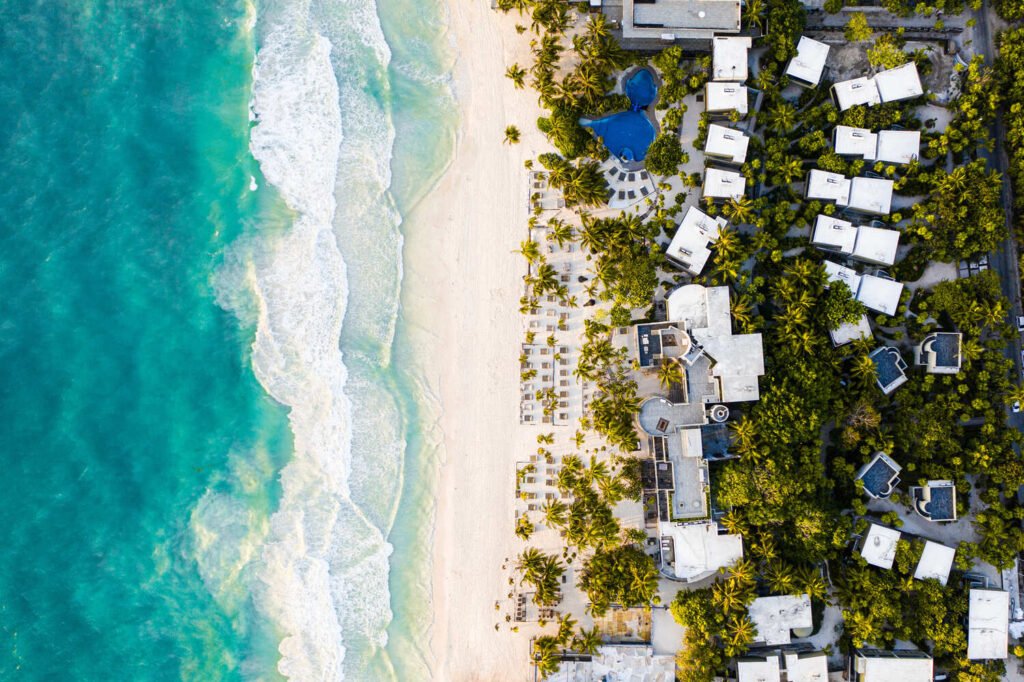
[805,169,851,204]
[876,130,921,165]
[968,589,1009,660]
[705,81,749,115]
[914,541,955,586]
[875,62,924,103]
[834,125,878,160]
[785,36,830,87]
[705,124,750,164]
[703,167,746,201]
[851,225,900,266]
[861,523,901,569]
[811,214,857,253]
[832,76,881,111]
[712,36,752,81]
[847,177,894,215]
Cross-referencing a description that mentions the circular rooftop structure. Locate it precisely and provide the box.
[638,397,677,436]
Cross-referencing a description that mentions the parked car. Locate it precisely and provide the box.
[1014,401,1021,414]
[1017,315,1024,332]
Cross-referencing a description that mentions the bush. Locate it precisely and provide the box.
[645,133,684,176]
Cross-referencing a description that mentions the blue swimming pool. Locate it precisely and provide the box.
[582,68,658,162]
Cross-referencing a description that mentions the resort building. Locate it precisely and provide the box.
[712,36,752,82]
[968,588,1010,660]
[616,0,742,43]
[637,397,710,520]
[748,594,813,646]
[784,651,829,682]
[660,520,743,582]
[869,347,909,395]
[914,540,956,585]
[704,124,750,165]
[852,649,933,681]
[860,523,901,569]
[832,76,881,111]
[705,81,749,116]
[912,480,958,522]
[736,654,782,682]
[847,177,894,215]
[785,36,830,87]
[914,332,962,374]
[665,205,728,276]
[874,62,924,103]
[811,214,857,254]
[702,167,746,201]
[805,169,851,204]
[824,261,904,316]
[856,451,902,499]
[830,314,872,347]
[833,126,878,160]
[548,644,675,681]
[876,130,921,165]
[850,225,900,267]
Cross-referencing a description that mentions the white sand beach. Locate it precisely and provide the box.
[401,0,545,679]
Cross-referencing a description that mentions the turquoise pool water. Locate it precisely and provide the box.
[583,69,658,162]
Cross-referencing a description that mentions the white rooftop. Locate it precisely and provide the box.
[705,124,750,164]
[875,62,924,103]
[823,260,864,297]
[913,541,955,586]
[876,130,921,165]
[784,652,829,682]
[834,125,878,160]
[861,523,901,569]
[806,169,851,204]
[854,652,934,681]
[968,589,1009,660]
[811,214,857,253]
[786,36,830,86]
[847,177,894,215]
[712,36,752,81]
[737,654,781,682]
[830,314,872,346]
[665,206,728,276]
[705,81,748,114]
[857,275,903,316]
[703,167,746,201]
[549,645,675,682]
[748,594,813,646]
[664,521,743,581]
[833,76,881,110]
[851,225,900,266]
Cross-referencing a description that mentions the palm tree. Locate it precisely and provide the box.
[723,615,756,657]
[730,417,757,456]
[722,196,755,225]
[764,561,796,594]
[517,239,542,264]
[504,125,521,144]
[505,63,527,89]
[546,218,574,247]
[728,558,757,587]
[573,626,602,655]
[795,564,829,602]
[851,354,877,389]
[537,432,554,445]
[657,359,683,390]
[515,515,535,540]
[712,579,746,613]
[541,499,568,528]
[556,613,577,646]
[766,102,797,135]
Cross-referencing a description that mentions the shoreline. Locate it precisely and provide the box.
[400,0,546,678]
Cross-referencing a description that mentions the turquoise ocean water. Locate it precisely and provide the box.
[0,0,455,679]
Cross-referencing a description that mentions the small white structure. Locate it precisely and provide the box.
[832,76,881,111]
[712,36,752,82]
[834,125,878,160]
[705,81,749,115]
[786,36,830,87]
[812,214,857,253]
[847,177,894,215]
[666,206,728,275]
[705,124,750,164]
[830,314,872,347]
[703,167,746,201]
[876,130,921,165]
[549,644,676,681]
[875,62,924,103]
[853,650,933,681]
[851,225,900,266]
[823,260,862,293]
[748,594,813,646]
[861,523,901,570]
[784,651,829,682]
[663,521,743,581]
[737,654,782,682]
[856,274,903,316]
[805,169,851,204]
[914,541,956,586]
[968,589,1009,660]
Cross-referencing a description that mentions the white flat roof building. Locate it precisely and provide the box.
[749,594,813,646]
[786,36,830,87]
[663,521,743,581]
[812,214,857,253]
[914,541,956,586]
[549,645,676,682]
[833,76,881,111]
[830,314,872,347]
[806,169,851,204]
[876,130,921,165]
[623,0,742,41]
[705,124,750,164]
[713,36,752,82]
[666,206,728,275]
[705,81,749,115]
[703,168,746,201]
[847,177,894,215]
[861,523,901,569]
[834,125,878,160]
[851,225,900,266]
[968,589,1009,660]
[737,654,782,682]
[857,275,903,316]
[823,260,863,294]
[875,62,924,103]
[784,651,829,682]
[853,650,934,681]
